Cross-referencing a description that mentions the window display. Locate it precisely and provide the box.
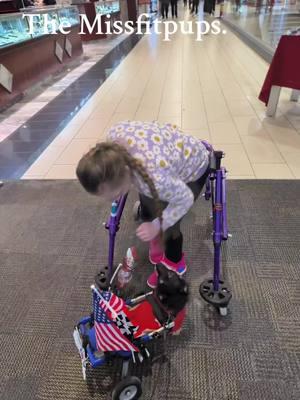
[57,6,80,27]
[30,10,59,37]
[95,0,120,15]
[222,0,300,49]
[0,5,80,48]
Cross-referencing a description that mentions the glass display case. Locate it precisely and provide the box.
[0,13,31,47]
[30,10,60,38]
[57,5,80,27]
[95,0,120,15]
[0,5,80,48]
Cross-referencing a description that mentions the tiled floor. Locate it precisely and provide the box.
[2,6,300,180]
[0,34,127,143]
[0,34,142,178]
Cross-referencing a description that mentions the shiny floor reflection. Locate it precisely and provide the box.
[0,34,142,179]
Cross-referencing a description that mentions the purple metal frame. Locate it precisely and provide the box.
[105,194,128,278]
[222,167,228,241]
[204,155,228,293]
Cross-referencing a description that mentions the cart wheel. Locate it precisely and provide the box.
[219,307,228,317]
[112,376,142,400]
[133,201,141,221]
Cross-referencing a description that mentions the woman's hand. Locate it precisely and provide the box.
[136,221,160,242]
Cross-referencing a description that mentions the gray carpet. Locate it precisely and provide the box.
[0,180,299,400]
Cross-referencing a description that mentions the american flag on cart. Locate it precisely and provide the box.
[93,291,139,353]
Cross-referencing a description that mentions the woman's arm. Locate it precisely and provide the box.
[154,174,195,231]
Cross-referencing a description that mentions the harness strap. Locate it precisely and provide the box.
[147,290,175,326]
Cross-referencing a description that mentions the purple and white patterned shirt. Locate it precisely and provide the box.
[107,121,209,231]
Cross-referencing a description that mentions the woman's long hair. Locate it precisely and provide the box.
[76,142,163,230]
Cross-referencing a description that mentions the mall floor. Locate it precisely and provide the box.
[1,4,300,180]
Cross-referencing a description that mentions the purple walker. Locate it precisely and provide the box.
[199,144,232,316]
[102,142,232,316]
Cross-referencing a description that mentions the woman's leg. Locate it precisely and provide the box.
[166,3,169,18]
[139,193,165,264]
[162,167,210,270]
[187,167,210,202]
[139,167,210,285]
[164,222,183,263]
[139,192,183,265]
[139,193,156,222]
[161,2,165,18]
[171,1,175,17]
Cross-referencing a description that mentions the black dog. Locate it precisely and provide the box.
[153,263,189,325]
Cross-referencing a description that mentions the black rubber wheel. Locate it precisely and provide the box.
[112,376,142,400]
[199,279,232,307]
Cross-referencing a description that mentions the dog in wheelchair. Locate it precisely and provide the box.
[73,263,189,399]
[125,263,189,337]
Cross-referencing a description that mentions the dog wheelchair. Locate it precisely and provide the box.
[73,192,185,399]
[73,140,231,399]
[73,262,185,399]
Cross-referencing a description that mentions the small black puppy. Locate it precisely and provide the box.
[155,263,189,317]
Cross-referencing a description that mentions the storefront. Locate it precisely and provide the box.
[0,5,83,109]
[0,0,133,110]
[75,0,121,41]
[221,0,300,53]
[137,0,158,21]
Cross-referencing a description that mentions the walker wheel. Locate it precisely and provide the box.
[199,279,232,307]
[133,201,141,221]
[112,376,142,400]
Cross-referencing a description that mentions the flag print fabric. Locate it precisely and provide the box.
[93,290,139,353]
